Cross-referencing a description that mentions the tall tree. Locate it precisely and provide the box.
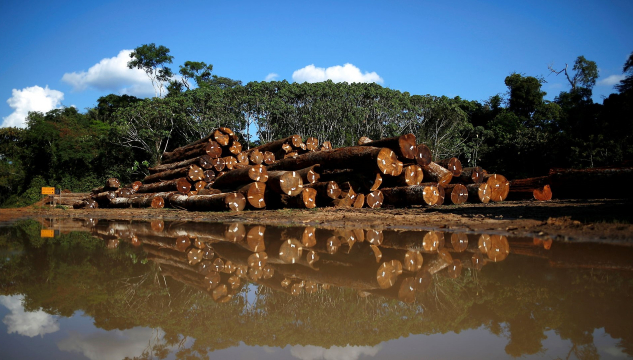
[549,55,599,99]
[616,51,633,94]
[127,44,174,97]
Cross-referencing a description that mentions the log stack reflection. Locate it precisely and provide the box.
[37,218,519,304]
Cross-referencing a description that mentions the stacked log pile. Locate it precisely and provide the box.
[61,128,519,211]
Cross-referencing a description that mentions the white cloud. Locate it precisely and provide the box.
[57,328,165,360]
[62,50,155,96]
[292,64,383,84]
[2,85,64,128]
[290,344,382,360]
[0,295,60,337]
[265,73,279,81]
[597,74,625,86]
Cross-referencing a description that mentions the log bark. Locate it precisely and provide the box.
[211,164,268,189]
[305,137,319,151]
[383,164,423,187]
[136,178,191,194]
[305,181,341,203]
[235,182,266,209]
[508,176,552,201]
[248,149,265,165]
[143,164,204,184]
[413,144,432,167]
[359,134,417,160]
[456,166,484,184]
[109,194,165,208]
[92,178,121,193]
[73,199,98,209]
[422,162,453,186]
[246,135,302,155]
[267,146,403,176]
[266,170,304,196]
[366,190,384,208]
[319,169,382,192]
[466,183,491,203]
[437,157,462,177]
[295,164,322,184]
[162,141,222,164]
[444,183,468,205]
[381,184,441,207]
[264,188,317,209]
[149,155,215,174]
[167,193,246,212]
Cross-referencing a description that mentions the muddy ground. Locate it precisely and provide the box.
[1,198,632,244]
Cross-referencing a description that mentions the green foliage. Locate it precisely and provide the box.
[128,43,174,97]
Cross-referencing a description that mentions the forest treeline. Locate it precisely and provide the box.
[0,44,631,207]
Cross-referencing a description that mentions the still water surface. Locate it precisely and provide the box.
[0,217,632,359]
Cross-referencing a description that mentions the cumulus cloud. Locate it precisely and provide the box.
[265,73,279,81]
[0,295,60,337]
[292,64,383,84]
[597,74,626,86]
[290,344,382,360]
[58,328,165,360]
[62,50,154,96]
[2,85,64,128]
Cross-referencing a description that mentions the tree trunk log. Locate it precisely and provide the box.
[366,190,384,208]
[162,141,222,164]
[437,158,462,177]
[422,162,453,186]
[267,146,403,176]
[295,164,322,184]
[466,183,491,203]
[149,155,215,173]
[484,174,510,202]
[548,167,633,199]
[136,177,191,194]
[380,184,441,207]
[383,165,423,187]
[143,164,204,184]
[359,134,417,160]
[266,170,304,196]
[444,183,468,204]
[305,181,341,203]
[211,164,268,189]
[167,192,246,212]
[455,166,484,184]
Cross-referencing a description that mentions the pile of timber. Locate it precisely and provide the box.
[70,128,515,211]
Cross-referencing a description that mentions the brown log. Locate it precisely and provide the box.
[380,184,441,207]
[247,135,302,155]
[264,188,317,209]
[456,166,484,184]
[305,181,341,203]
[167,193,246,212]
[437,158,462,177]
[366,190,384,208]
[46,197,86,206]
[267,146,402,176]
[136,177,191,194]
[508,177,552,201]
[305,137,319,151]
[223,156,237,170]
[115,188,133,197]
[193,181,207,191]
[197,188,222,196]
[249,149,265,165]
[359,133,417,160]
[143,164,204,184]
[484,174,510,202]
[73,199,98,209]
[236,182,266,209]
[548,167,633,199]
[321,141,332,151]
[203,170,216,183]
[211,165,268,189]
[357,136,372,145]
[353,193,365,208]
[227,140,242,155]
[213,129,230,146]
[422,162,453,186]
[466,183,491,203]
[91,178,121,193]
[295,164,322,184]
[109,194,164,208]
[444,183,468,205]
[383,164,423,187]
[236,151,249,166]
[319,169,383,192]
[266,170,303,196]
[149,155,215,174]
[162,141,222,164]
[92,191,116,204]
[413,144,432,167]
[210,157,226,172]
[263,151,275,165]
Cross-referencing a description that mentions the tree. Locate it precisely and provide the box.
[549,55,599,98]
[504,73,547,124]
[127,44,174,97]
[616,51,633,94]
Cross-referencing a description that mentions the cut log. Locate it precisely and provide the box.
[236,182,266,209]
[357,136,372,145]
[305,137,319,151]
[249,149,265,165]
[109,194,164,208]
[437,157,462,177]
[484,174,510,202]
[267,146,403,176]
[321,141,332,151]
[211,164,268,189]
[413,144,432,167]
[380,184,442,207]
[73,199,98,209]
[223,156,237,170]
[213,129,230,146]
[422,162,453,186]
[444,183,468,205]
[115,188,133,198]
[143,164,205,184]
[353,193,365,208]
[266,170,303,196]
[366,190,384,208]
[295,164,322,184]
[236,152,249,166]
[263,151,275,165]
[162,141,222,164]
[247,135,303,155]
[359,134,417,160]
[203,170,216,183]
[305,181,341,203]
[383,164,423,187]
[197,188,222,196]
[211,157,226,172]
[91,177,121,193]
[319,169,383,192]
[136,177,191,194]
[149,155,215,174]
[457,166,484,184]
[167,193,246,212]
[228,140,242,155]
[92,191,116,204]
[466,183,491,203]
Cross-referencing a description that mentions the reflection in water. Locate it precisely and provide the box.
[57,328,166,360]
[0,295,59,337]
[0,217,632,359]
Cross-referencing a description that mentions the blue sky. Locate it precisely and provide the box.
[1,0,632,127]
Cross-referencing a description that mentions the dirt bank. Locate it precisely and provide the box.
[2,198,632,244]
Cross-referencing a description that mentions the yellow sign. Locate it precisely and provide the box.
[41,229,55,238]
[42,187,55,195]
